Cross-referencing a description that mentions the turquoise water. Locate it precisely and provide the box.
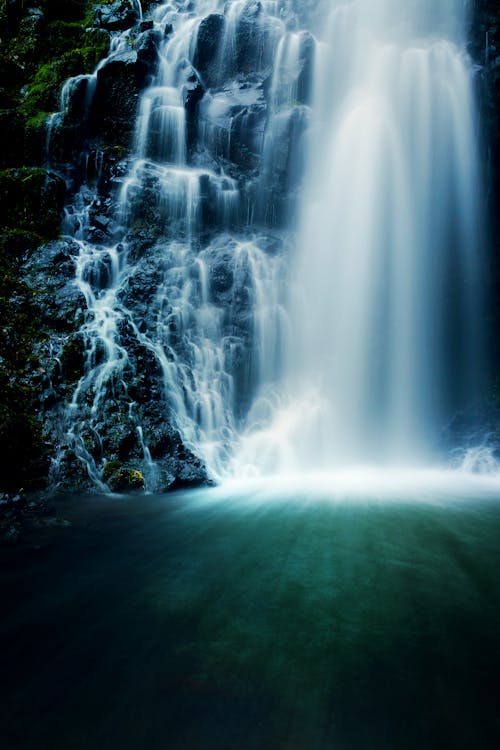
[2,477,500,748]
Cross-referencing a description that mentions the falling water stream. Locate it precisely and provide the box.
[49,0,495,488]
[233,0,484,474]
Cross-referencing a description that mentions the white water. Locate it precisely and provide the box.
[230,0,486,476]
[46,0,498,489]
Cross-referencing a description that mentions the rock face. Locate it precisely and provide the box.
[0,0,500,494]
[91,31,161,146]
[470,0,500,375]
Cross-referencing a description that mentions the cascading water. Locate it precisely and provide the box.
[47,0,491,490]
[232,0,486,475]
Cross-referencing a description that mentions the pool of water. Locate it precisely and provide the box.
[2,473,500,749]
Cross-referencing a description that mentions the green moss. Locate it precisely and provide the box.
[25,111,50,130]
[22,52,83,116]
[82,28,110,67]
[0,1,114,492]
[102,459,123,478]
[4,6,109,125]
[108,467,146,492]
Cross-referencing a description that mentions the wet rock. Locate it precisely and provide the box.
[102,459,123,479]
[24,239,87,331]
[181,65,205,152]
[168,461,213,491]
[59,333,86,381]
[93,2,139,32]
[258,105,309,226]
[193,13,225,87]
[108,467,145,492]
[199,78,267,173]
[91,40,159,147]
[233,1,274,75]
[136,28,161,73]
[62,75,91,121]
[470,0,500,366]
[296,31,315,105]
[211,261,234,295]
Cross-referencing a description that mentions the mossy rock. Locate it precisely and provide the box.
[102,459,123,479]
[108,467,145,492]
[18,23,109,121]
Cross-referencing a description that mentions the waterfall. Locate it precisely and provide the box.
[48,0,486,489]
[232,0,484,474]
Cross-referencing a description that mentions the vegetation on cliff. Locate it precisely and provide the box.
[0,0,109,490]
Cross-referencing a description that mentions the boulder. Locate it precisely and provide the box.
[108,468,145,492]
[193,13,225,88]
[24,239,87,331]
[91,39,159,147]
[92,2,139,32]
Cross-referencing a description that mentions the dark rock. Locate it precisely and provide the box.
[136,29,161,73]
[93,214,110,232]
[0,110,25,169]
[296,31,315,105]
[91,43,158,147]
[93,2,139,32]
[200,76,268,175]
[24,239,87,331]
[60,74,90,121]
[0,525,21,546]
[59,333,86,381]
[232,0,275,76]
[0,168,66,239]
[258,105,309,226]
[0,230,41,262]
[168,464,213,491]
[470,1,500,371]
[181,64,205,151]
[211,261,234,295]
[193,13,225,87]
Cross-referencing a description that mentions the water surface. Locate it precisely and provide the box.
[2,477,500,748]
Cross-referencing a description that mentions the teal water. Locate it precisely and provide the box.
[2,478,500,749]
